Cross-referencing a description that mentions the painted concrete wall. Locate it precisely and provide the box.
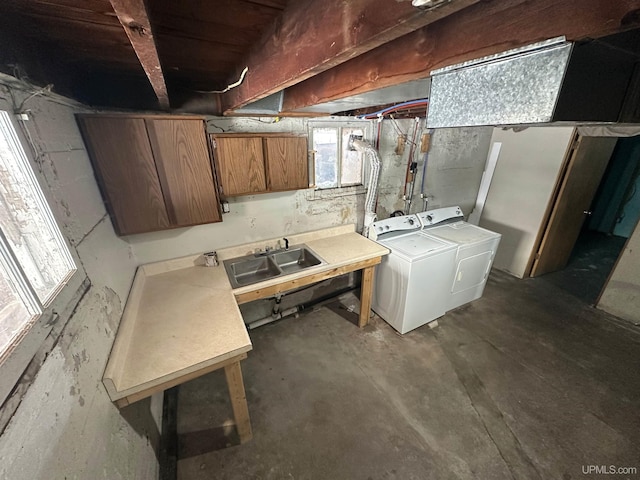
[0,77,159,479]
[128,116,366,264]
[598,223,640,324]
[375,123,493,219]
[128,117,492,265]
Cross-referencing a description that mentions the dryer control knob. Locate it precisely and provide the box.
[408,218,414,225]
[426,215,433,223]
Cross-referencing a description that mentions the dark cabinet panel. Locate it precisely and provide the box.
[146,119,221,226]
[264,136,308,191]
[212,134,308,197]
[78,117,170,235]
[213,136,267,196]
[78,115,221,235]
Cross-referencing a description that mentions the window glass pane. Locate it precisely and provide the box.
[341,128,364,186]
[0,260,35,356]
[312,128,338,189]
[0,112,75,305]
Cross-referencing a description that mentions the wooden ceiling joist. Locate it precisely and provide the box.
[220,0,481,114]
[109,0,170,109]
[281,0,640,113]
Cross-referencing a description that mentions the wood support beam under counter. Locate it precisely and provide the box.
[234,257,381,329]
[220,0,480,113]
[281,0,640,113]
[109,0,171,109]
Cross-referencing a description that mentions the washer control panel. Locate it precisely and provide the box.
[369,214,422,240]
[416,206,463,226]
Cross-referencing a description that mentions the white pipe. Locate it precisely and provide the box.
[248,306,300,330]
[351,139,381,237]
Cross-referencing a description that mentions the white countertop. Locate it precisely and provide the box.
[102,224,389,403]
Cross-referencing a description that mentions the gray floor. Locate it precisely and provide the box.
[540,231,627,305]
[177,271,640,480]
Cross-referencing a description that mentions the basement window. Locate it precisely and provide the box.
[310,123,369,189]
[0,111,75,360]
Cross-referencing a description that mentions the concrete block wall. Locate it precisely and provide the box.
[128,117,493,265]
[0,76,159,479]
[374,122,492,219]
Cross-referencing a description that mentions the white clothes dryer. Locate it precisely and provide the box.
[417,208,501,311]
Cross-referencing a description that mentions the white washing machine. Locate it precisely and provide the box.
[369,214,458,334]
[417,207,501,311]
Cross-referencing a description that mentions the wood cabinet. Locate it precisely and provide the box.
[78,115,222,236]
[211,134,308,197]
[264,136,308,191]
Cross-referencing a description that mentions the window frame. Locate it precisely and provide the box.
[0,108,80,394]
[309,119,372,191]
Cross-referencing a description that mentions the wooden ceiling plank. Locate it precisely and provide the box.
[220,0,480,113]
[154,19,264,49]
[150,0,284,30]
[109,0,170,109]
[243,0,288,9]
[157,37,247,65]
[3,6,120,28]
[282,0,640,113]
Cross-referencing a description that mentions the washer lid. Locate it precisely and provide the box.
[383,232,453,259]
[427,222,501,244]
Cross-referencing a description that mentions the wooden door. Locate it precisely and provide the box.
[264,137,308,191]
[78,116,170,235]
[146,119,221,226]
[212,136,266,196]
[530,135,617,277]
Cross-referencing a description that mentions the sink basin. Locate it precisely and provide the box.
[223,244,325,288]
[271,247,322,274]
[226,256,280,287]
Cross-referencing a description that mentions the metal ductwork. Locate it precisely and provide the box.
[426,36,640,128]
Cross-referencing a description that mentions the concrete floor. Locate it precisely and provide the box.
[176,270,640,480]
[541,231,627,305]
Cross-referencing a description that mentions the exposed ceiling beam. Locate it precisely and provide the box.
[281,0,640,113]
[109,0,170,109]
[220,0,481,114]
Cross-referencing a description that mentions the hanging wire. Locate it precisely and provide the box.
[357,99,429,120]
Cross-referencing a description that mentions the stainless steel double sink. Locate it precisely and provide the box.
[223,244,326,288]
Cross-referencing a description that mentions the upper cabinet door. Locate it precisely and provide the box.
[146,119,221,226]
[78,117,170,235]
[213,136,266,195]
[264,137,308,191]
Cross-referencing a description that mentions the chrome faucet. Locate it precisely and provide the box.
[254,239,289,257]
[254,245,273,256]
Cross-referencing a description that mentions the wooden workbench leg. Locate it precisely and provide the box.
[359,266,375,328]
[224,360,253,443]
